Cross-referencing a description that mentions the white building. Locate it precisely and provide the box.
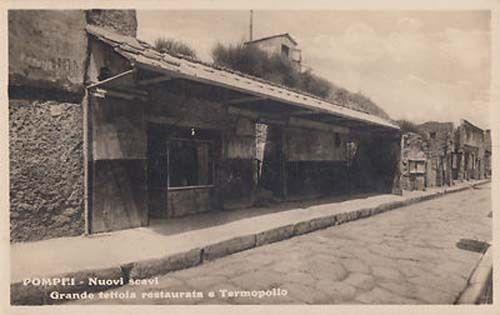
[244,33,302,71]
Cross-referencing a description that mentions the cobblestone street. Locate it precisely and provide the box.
[78,184,491,305]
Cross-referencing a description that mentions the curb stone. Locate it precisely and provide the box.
[456,245,493,304]
[10,179,490,305]
[202,234,256,261]
[129,248,202,280]
[255,224,295,246]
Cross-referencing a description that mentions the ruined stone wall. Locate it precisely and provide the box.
[9,100,84,242]
[400,132,427,191]
[454,121,487,180]
[417,122,454,187]
[426,158,437,187]
[9,10,88,94]
[9,10,88,242]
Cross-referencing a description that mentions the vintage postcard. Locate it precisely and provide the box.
[1,0,498,314]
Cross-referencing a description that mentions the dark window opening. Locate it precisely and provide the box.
[281,44,290,58]
[335,133,341,147]
[168,139,213,187]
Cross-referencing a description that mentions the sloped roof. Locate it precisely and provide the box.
[244,33,298,46]
[86,25,399,131]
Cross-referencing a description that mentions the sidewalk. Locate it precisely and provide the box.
[11,179,490,304]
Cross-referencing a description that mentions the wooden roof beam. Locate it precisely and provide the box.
[86,69,136,89]
[226,95,267,105]
[289,109,320,116]
[136,74,173,86]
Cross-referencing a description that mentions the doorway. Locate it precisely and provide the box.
[256,123,286,199]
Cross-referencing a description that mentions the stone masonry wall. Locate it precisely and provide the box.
[9,100,84,242]
[9,9,139,242]
[9,10,88,94]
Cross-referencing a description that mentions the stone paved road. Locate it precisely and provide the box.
[76,184,492,305]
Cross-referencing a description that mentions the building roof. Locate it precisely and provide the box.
[86,25,399,131]
[244,33,298,46]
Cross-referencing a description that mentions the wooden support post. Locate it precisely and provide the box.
[83,90,90,235]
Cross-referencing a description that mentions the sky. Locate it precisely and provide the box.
[137,10,491,129]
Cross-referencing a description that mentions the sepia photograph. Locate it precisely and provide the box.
[3,1,496,310]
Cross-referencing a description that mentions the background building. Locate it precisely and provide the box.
[244,33,302,71]
[453,119,487,181]
[417,121,455,187]
[400,119,490,191]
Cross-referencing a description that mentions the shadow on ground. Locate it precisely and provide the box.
[148,191,380,236]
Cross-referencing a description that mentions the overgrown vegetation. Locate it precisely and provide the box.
[334,91,391,120]
[212,42,332,99]
[211,42,390,119]
[154,37,197,58]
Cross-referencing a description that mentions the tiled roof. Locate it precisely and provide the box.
[86,25,399,131]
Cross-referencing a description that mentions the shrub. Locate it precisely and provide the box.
[212,42,268,77]
[212,41,332,98]
[154,37,197,58]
